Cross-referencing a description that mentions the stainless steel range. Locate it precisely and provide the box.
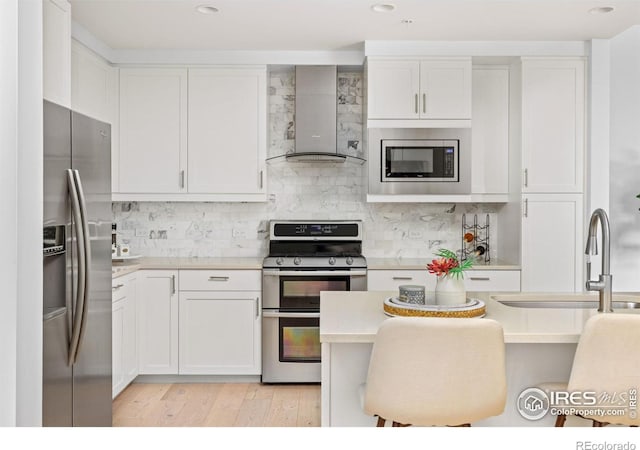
[261,220,367,383]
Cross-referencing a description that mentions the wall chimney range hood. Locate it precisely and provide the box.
[267,65,366,165]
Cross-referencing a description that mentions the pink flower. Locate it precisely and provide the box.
[426,257,459,277]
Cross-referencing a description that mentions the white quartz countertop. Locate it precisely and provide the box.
[320,290,640,344]
[366,258,519,270]
[112,256,264,278]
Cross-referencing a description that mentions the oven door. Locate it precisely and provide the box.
[262,269,367,309]
[262,310,321,383]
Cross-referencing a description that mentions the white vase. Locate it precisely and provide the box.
[435,275,467,306]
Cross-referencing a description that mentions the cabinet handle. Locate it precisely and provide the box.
[256,297,260,319]
[469,277,490,281]
[112,284,124,290]
[180,170,185,189]
[392,276,413,280]
[523,168,528,188]
[259,170,263,189]
[414,94,418,114]
[422,93,426,113]
[171,275,176,294]
[523,198,529,218]
[208,276,229,282]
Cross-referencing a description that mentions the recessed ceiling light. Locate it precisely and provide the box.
[196,4,219,14]
[589,6,614,14]
[371,4,396,13]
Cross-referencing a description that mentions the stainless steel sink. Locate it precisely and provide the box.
[492,293,640,310]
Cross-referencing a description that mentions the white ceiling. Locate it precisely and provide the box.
[71,0,640,51]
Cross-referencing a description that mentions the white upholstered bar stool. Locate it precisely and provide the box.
[362,316,507,427]
[549,313,640,427]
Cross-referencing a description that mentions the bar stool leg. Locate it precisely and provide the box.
[555,415,566,427]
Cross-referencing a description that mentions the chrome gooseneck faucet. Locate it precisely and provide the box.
[585,208,612,313]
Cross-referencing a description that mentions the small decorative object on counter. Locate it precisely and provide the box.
[398,285,426,305]
[427,248,473,306]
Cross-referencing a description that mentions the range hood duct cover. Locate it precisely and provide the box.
[268,65,365,165]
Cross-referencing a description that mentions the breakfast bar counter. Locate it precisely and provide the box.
[320,290,640,427]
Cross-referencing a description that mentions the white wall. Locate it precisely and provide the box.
[0,0,19,427]
[0,0,43,426]
[609,25,640,291]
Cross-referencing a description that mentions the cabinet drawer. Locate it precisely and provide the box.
[367,270,436,292]
[179,269,261,291]
[112,278,129,303]
[464,270,520,292]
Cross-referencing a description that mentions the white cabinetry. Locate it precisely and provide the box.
[118,68,188,195]
[472,66,509,195]
[43,0,71,107]
[178,270,261,375]
[112,273,138,398]
[521,194,583,292]
[518,58,585,292]
[367,270,436,292]
[187,68,266,196]
[521,58,585,193]
[367,57,471,125]
[137,270,179,375]
[367,269,520,293]
[115,66,267,202]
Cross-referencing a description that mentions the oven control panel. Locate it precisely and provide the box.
[272,221,361,239]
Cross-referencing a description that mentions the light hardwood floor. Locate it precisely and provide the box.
[112,382,321,427]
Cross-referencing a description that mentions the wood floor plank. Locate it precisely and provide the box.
[112,382,321,427]
[263,385,301,427]
[203,383,250,427]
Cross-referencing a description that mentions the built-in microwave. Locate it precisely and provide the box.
[368,128,471,195]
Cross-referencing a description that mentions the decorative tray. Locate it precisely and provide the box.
[383,297,486,318]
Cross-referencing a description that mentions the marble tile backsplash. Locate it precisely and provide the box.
[113,67,500,260]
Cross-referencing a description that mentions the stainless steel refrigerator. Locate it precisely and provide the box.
[43,100,112,427]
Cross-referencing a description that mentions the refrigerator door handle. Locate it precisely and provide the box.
[71,169,92,364]
[66,169,86,366]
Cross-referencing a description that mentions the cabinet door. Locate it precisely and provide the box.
[119,68,187,194]
[419,59,471,119]
[471,67,509,194]
[138,270,179,375]
[179,291,261,375]
[187,68,266,194]
[522,58,585,193]
[367,270,436,292]
[521,194,584,292]
[43,0,71,107]
[367,59,420,119]
[111,299,124,398]
[464,270,520,292]
[122,277,138,386]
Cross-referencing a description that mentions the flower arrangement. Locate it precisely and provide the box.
[427,248,473,279]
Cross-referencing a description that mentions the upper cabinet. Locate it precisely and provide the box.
[187,68,266,196]
[366,57,471,126]
[118,68,188,195]
[43,0,71,108]
[114,66,267,202]
[521,58,585,193]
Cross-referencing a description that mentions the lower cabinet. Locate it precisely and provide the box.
[112,273,138,398]
[136,269,261,376]
[367,268,520,293]
[137,270,179,375]
[179,291,261,375]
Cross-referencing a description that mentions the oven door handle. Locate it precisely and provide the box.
[262,311,321,319]
[263,270,367,277]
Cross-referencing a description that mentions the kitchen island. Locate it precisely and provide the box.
[320,290,640,427]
